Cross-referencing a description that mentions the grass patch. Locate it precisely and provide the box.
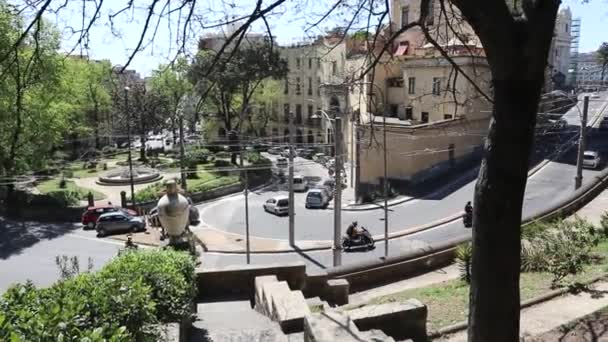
[63,159,118,178]
[350,240,608,331]
[37,178,106,201]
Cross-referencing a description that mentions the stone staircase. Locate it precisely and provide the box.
[190,299,303,342]
[255,275,312,333]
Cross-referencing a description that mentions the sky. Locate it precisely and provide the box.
[47,0,608,77]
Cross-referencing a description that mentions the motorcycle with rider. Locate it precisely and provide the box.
[343,221,375,250]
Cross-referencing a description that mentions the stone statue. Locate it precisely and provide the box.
[157,179,189,246]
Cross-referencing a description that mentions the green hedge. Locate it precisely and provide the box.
[0,249,195,341]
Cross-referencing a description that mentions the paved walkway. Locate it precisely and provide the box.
[442,281,608,341]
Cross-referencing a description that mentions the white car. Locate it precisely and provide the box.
[293,175,307,192]
[583,151,601,169]
[591,93,601,99]
[263,196,289,215]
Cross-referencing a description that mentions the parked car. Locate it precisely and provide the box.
[296,148,306,157]
[592,92,601,99]
[293,175,307,192]
[82,205,137,229]
[301,148,316,159]
[305,189,330,209]
[96,211,146,237]
[276,157,288,168]
[313,153,327,164]
[550,119,567,130]
[263,196,289,215]
[268,147,282,155]
[148,199,199,227]
[583,151,601,169]
[280,149,291,158]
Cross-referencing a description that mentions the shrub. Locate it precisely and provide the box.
[0,249,196,341]
[132,183,164,203]
[100,249,196,322]
[456,243,473,284]
[29,191,80,207]
[522,217,600,286]
[189,175,240,194]
[600,211,608,238]
[214,159,232,176]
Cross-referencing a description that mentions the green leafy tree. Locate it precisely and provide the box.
[189,42,288,163]
[148,58,194,143]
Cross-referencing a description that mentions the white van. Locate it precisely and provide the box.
[293,175,307,192]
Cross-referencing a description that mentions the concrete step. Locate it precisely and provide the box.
[191,300,303,342]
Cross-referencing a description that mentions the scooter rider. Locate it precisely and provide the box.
[464,201,473,216]
[464,201,473,227]
[346,221,361,239]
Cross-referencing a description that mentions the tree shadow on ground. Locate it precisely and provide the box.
[0,217,81,259]
[523,310,608,342]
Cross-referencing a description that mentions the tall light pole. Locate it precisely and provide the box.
[360,81,389,257]
[382,106,389,259]
[333,117,343,266]
[312,109,341,265]
[177,96,188,192]
[575,95,589,189]
[239,145,251,263]
[124,86,135,206]
[288,111,295,246]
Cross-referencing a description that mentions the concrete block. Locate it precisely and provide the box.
[324,278,350,306]
[254,275,278,315]
[262,281,291,318]
[361,329,396,342]
[196,262,306,298]
[272,290,311,333]
[303,311,364,342]
[348,299,427,342]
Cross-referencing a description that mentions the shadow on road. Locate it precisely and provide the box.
[293,246,328,269]
[0,217,80,259]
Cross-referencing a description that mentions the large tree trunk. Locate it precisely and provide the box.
[468,77,541,341]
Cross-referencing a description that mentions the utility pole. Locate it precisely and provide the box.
[288,111,295,246]
[383,107,389,259]
[575,95,589,189]
[350,116,354,188]
[124,86,135,206]
[239,147,251,263]
[333,117,343,267]
[179,113,187,192]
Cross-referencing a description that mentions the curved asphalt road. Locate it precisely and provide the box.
[198,93,608,241]
[199,93,608,270]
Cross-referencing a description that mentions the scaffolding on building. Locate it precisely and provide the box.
[569,18,581,86]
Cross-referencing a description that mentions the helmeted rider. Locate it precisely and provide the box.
[346,221,361,239]
[464,201,473,216]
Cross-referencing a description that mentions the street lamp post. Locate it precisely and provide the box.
[575,95,589,189]
[360,81,389,258]
[124,86,135,207]
[312,109,342,266]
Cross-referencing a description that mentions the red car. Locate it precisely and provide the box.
[82,205,137,229]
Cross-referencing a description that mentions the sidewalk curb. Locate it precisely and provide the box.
[428,273,608,339]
